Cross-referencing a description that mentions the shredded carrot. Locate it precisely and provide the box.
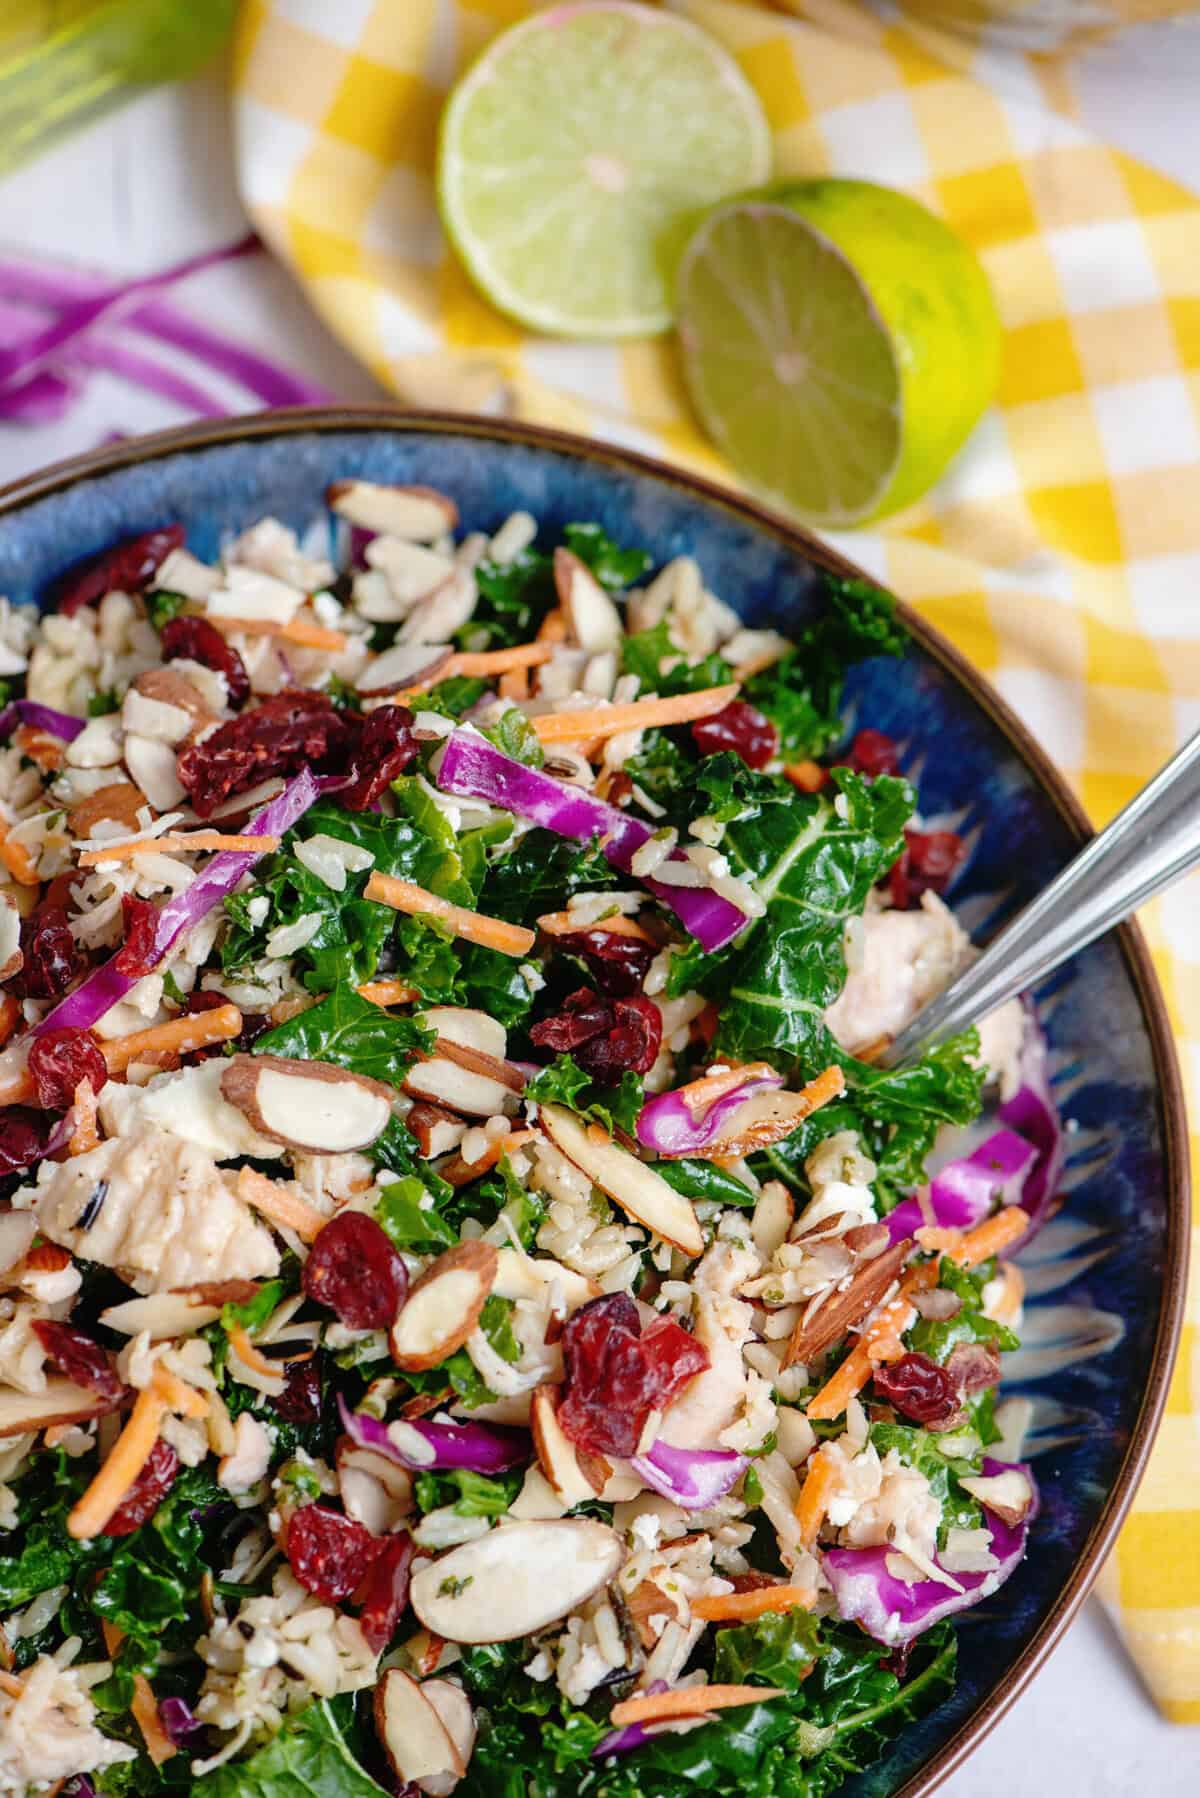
[498,666,530,701]
[236,1166,328,1243]
[610,1684,785,1727]
[151,1365,210,1420]
[0,1668,22,1697]
[441,1129,537,1187]
[451,643,553,678]
[670,1062,779,1116]
[102,1004,243,1073]
[227,1323,280,1380]
[100,1622,176,1764]
[68,1079,99,1157]
[692,1585,816,1623]
[0,824,40,886]
[357,979,420,1007]
[13,724,65,772]
[793,1447,841,1547]
[531,682,740,745]
[68,1386,167,1539]
[950,1206,1029,1269]
[783,761,828,794]
[365,871,536,958]
[211,614,347,651]
[536,607,567,643]
[914,1226,960,1255]
[536,909,653,942]
[132,1672,177,1765]
[795,1063,846,1117]
[0,993,20,1049]
[79,831,279,865]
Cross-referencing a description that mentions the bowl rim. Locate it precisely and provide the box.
[0,406,1188,1795]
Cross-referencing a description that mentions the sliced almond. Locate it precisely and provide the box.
[419,1008,507,1063]
[492,1249,600,1311]
[365,536,457,609]
[420,1680,475,1793]
[66,782,148,840]
[0,1212,36,1277]
[374,1668,461,1787]
[398,571,477,646]
[337,1437,414,1532]
[220,1054,394,1152]
[407,1101,469,1159]
[705,1089,835,1159]
[783,1239,912,1368]
[0,1377,121,1439]
[389,1240,498,1372]
[133,667,215,736]
[121,687,193,746]
[206,777,285,827]
[531,1384,609,1505]
[357,643,455,697]
[409,1518,624,1643]
[554,549,622,655]
[404,1058,516,1119]
[428,1037,525,1094]
[958,1467,1035,1529]
[622,1578,677,1650]
[508,1465,570,1521]
[124,734,185,811]
[0,890,20,983]
[539,1104,704,1258]
[329,480,459,542]
[99,1291,226,1338]
[751,1183,793,1261]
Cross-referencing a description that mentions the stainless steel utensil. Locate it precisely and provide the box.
[881,725,1200,1067]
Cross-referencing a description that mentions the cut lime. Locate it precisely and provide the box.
[437,2,770,339]
[676,180,1002,526]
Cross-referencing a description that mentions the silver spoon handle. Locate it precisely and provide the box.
[880,725,1200,1068]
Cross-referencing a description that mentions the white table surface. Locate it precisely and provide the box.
[1,38,1198,1796]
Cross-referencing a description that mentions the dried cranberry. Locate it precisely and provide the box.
[558,1293,709,1459]
[31,1320,125,1398]
[887,829,967,910]
[112,894,161,978]
[557,929,655,997]
[302,1211,408,1332]
[0,1107,58,1176]
[286,1502,381,1603]
[945,1341,1002,1395]
[55,525,184,617]
[530,987,661,1085]
[274,1355,323,1425]
[176,690,353,818]
[160,613,250,709]
[102,1437,180,1536]
[357,1530,415,1651]
[27,1028,107,1111]
[18,907,80,999]
[691,699,778,770]
[845,728,900,779]
[340,706,419,812]
[872,1352,962,1427]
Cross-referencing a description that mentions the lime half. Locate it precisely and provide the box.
[676,181,1002,525]
[437,2,770,339]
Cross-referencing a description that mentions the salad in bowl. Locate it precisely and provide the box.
[0,478,1061,1796]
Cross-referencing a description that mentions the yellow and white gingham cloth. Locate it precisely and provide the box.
[231,0,1200,1720]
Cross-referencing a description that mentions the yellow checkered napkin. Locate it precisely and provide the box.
[232,0,1200,1720]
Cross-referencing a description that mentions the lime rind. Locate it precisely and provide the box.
[437,2,771,339]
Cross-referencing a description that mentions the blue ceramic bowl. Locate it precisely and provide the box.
[0,412,1186,1797]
